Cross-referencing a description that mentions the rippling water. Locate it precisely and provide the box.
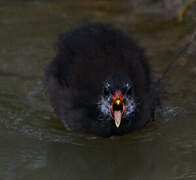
[0,0,196,179]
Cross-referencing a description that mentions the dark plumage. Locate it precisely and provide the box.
[45,24,157,137]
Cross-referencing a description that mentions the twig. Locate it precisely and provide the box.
[157,27,196,85]
[178,0,196,22]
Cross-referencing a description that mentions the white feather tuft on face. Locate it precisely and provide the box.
[97,95,113,120]
[124,95,136,116]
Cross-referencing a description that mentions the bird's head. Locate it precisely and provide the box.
[97,74,137,127]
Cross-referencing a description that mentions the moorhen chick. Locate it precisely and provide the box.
[45,24,156,137]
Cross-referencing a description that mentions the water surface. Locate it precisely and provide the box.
[0,0,196,179]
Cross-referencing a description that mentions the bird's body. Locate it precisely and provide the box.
[45,24,157,137]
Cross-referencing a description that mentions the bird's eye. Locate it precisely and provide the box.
[103,82,111,96]
[103,87,110,96]
[122,83,132,95]
[126,87,133,95]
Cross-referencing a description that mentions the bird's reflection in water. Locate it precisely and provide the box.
[46,138,172,180]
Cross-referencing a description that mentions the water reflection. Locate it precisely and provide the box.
[46,128,196,180]
[47,140,160,180]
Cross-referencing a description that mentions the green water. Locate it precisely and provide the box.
[0,0,196,179]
